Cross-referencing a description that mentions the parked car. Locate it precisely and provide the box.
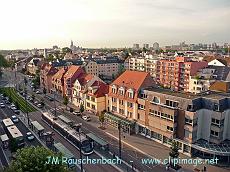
[5,100,10,104]
[26,132,35,141]
[37,103,43,108]
[47,97,54,101]
[73,111,81,116]
[0,103,5,108]
[11,115,19,123]
[82,115,91,121]
[34,101,39,105]
[2,97,6,100]
[14,110,20,115]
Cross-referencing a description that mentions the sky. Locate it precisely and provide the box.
[0,0,230,49]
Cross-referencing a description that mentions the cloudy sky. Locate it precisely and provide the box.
[0,0,230,49]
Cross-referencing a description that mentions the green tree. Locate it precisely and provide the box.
[169,141,179,166]
[63,96,68,110]
[4,146,69,172]
[80,103,84,113]
[99,112,105,128]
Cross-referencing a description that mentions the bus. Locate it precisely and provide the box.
[6,125,25,147]
[41,112,93,155]
[2,118,14,129]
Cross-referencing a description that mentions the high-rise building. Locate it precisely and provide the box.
[133,44,140,50]
[153,42,160,51]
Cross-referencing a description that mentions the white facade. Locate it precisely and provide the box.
[208,59,226,66]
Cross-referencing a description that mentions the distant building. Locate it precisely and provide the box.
[153,42,160,51]
[133,44,140,50]
[26,58,42,75]
[208,59,226,67]
[143,44,149,49]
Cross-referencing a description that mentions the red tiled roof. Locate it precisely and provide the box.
[88,81,109,98]
[64,65,82,79]
[52,67,67,80]
[110,70,149,91]
[78,74,94,86]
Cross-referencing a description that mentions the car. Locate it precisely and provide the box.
[46,96,54,101]
[14,110,20,115]
[34,101,39,105]
[29,97,33,102]
[2,97,6,100]
[5,100,10,104]
[19,91,24,95]
[37,103,43,108]
[73,111,81,116]
[11,115,19,123]
[82,115,91,121]
[0,93,3,97]
[0,103,5,108]
[6,97,9,101]
[35,90,41,94]
[26,132,35,141]
[11,107,17,111]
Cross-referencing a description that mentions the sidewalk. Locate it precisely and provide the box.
[49,94,230,172]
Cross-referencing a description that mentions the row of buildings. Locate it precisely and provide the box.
[40,60,230,162]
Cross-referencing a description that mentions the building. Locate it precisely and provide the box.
[26,58,42,75]
[40,63,58,93]
[84,56,124,79]
[189,66,230,94]
[125,55,159,79]
[72,74,101,107]
[85,80,109,114]
[208,59,227,67]
[136,87,230,163]
[106,70,154,134]
[133,44,140,50]
[153,42,160,51]
[156,56,208,92]
[52,67,69,95]
[63,65,85,101]
[143,44,149,49]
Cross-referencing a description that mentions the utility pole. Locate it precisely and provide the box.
[118,120,122,159]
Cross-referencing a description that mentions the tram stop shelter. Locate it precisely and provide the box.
[31,121,45,137]
[86,133,109,151]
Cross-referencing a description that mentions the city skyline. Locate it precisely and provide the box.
[1,0,230,49]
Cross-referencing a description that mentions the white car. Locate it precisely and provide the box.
[82,115,91,121]
[0,103,5,108]
[35,90,41,94]
[73,111,81,116]
[11,115,19,123]
[26,132,35,141]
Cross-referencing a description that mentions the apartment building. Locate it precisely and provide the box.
[85,81,109,114]
[84,57,124,79]
[156,56,208,92]
[106,70,154,134]
[137,87,230,162]
[189,66,230,94]
[72,74,102,108]
[125,55,159,79]
[26,58,42,75]
[40,63,58,93]
[52,67,68,95]
[63,65,85,101]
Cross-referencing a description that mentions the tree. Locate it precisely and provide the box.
[63,96,68,110]
[79,103,84,113]
[99,112,105,128]
[169,141,179,166]
[4,146,69,172]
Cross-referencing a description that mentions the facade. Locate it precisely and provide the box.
[40,63,58,93]
[72,74,102,108]
[26,58,42,75]
[106,70,154,134]
[51,67,68,95]
[208,59,226,67]
[133,44,140,50]
[137,87,230,162]
[153,42,160,51]
[156,56,208,92]
[85,81,109,114]
[125,55,159,79]
[63,65,85,101]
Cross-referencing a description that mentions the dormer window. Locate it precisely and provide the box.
[118,87,125,95]
[213,103,219,111]
[112,85,117,93]
[152,96,160,104]
[127,89,134,99]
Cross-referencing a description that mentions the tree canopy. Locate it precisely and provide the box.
[0,54,10,68]
[4,146,69,172]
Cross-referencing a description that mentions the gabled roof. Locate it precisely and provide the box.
[52,67,67,80]
[78,74,94,86]
[63,65,82,79]
[110,70,149,91]
[88,81,109,98]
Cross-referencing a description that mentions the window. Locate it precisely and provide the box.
[137,113,140,119]
[112,97,117,102]
[152,97,160,104]
[119,108,124,114]
[86,95,90,100]
[211,118,220,126]
[112,106,117,112]
[213,104,219,111]
[211,130,219,137]
[127,102,133,108]
[119,99,124,105]
[185,118,193,125]
[127,90,134,99]
[91,104,96,110]
[112,86,117,93]
[118,87,124,95]
[91,97,95,102]
[167,126,174,132]
[138,104,145,110]
[87,102,90,107]
[166,100,178,108]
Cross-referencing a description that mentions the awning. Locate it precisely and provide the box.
[105,112,135,126]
